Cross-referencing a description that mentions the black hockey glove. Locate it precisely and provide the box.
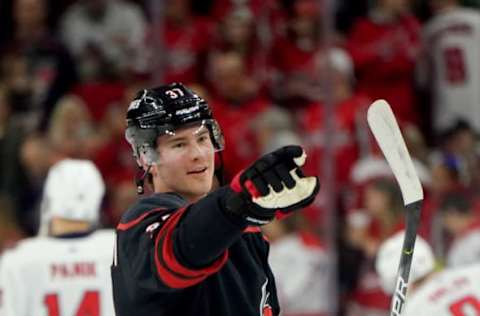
[224,145,320,226]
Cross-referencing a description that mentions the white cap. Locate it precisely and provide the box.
[39,159,105,235]
[375,231,435,294]
[328,48,354,79]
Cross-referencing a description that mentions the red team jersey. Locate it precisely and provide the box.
[298,95,370,189]
[347,14,421,125]
[210,95,270,178]
[153,17,214,84]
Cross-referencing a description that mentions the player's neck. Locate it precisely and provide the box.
[410,271,436,293]
[152,185,205,203]
[49,218,93,236]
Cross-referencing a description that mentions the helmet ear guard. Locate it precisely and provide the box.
[125,126,160,166]
[206,119,225,152]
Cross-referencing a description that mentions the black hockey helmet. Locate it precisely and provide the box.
[125,83,224,165]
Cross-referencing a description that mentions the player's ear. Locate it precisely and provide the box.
[149,163,159,178]
[138,150,157,172]
[136,154,148,172]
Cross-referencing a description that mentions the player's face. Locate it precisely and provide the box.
[442,211,465,235]
[365,185,390,217]
[380,0,409,14]
[152,124,215,201]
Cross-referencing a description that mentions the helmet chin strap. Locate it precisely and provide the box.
[214,151,225,186]
[136,165,152,195]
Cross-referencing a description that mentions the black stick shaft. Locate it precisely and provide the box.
[390,200,422,316]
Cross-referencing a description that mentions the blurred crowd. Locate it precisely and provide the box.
[1,0,480,315]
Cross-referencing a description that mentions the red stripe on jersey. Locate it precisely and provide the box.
[243,226,261,233]
[243,226,269,242]
[117,208,167,231]
[243,226,270,242]
[161,209,228,278]
[155,242,208,288]
[156,234,209,287]
[154,207,228,288]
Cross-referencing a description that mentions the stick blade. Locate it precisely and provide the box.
[367,100,423,205]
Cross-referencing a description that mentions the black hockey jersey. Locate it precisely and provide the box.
[111,187,280,316]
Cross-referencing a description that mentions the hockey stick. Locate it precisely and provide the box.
[367,100,424,316]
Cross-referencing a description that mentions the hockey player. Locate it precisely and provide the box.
[111,83,320,316]
[0,159,115,316]
[376,231,480,315]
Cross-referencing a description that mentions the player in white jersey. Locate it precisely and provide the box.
[419,0,480,135]
[376,231,480,316]
[405,263,480,316]
[0,159,115,316]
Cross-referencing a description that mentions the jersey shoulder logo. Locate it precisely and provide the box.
[260,278,273,316]
[145,222,161,239]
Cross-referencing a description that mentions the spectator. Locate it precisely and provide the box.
[264,214,332,316]
[346,178,405,258]
[347,0,421,125]
[91,87,139,225]
[60,0,147,81]
[47,95,99,159]
[152,0,214,84]
[253,106,303,156]
[211,8,266,82]
[0,85,27,204]
[211,0,278,22]
[418,0,480,138]
[297,48,371,192]
[18,133,54,234]
[350,124,431,206]
[93,101,136,184]
[439,120,480,190]
[440,191,480,267]
[423,153,465,254]
[1,0,78,130]
[207,51,271,177]
[335,0,370,34]
[269,0,327,107]
[344,178,405,316]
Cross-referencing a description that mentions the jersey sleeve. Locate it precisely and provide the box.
[113,187,247,294]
